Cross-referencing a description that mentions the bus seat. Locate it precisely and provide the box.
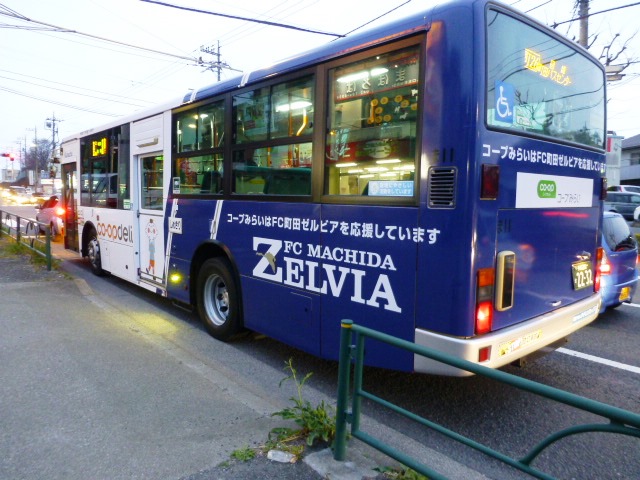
[264,169,311,195]
[200,171,222,193]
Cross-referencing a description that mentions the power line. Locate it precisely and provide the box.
[139,0,344,38]
[0,85,122,117]
[0,69,157,104]
[0,4,198,63]
[552,1,640,27]
[0,73,152,108]
[524,0,552,14]
[215,0,320,48]
[342,0,412,37]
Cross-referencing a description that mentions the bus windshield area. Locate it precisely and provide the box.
[486,10,605,149]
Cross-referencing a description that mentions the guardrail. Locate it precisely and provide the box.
[0,209,52,271]
[334,319,640,480]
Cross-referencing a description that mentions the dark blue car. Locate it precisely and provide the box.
[600,212,639,312]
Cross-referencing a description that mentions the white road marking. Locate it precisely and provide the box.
[622,302,640,308]
[557,348,640,374]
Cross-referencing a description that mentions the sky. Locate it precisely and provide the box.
[0,0,638,171]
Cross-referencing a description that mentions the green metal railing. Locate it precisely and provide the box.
[0,209,52,271]
[334,319,640,480]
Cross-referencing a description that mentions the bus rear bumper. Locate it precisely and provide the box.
[414,293,602,377]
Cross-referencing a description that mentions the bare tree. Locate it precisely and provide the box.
[24,138,53,176]
[570,0,637,78]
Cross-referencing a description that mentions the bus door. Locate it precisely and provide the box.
[137,152,166,286]
[62,157,78,252]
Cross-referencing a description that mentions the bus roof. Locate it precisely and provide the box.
[63,0,593,144]
[184,5,435,104]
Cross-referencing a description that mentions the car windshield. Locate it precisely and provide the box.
[603,216,636,251]
[41,197,59,209]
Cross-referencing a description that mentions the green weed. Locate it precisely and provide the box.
[271,358,336,448]
[230,445,257,462]
[375,465,430,479]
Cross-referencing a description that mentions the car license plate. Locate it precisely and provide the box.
[572,261,593,291]
[619,287,631,302]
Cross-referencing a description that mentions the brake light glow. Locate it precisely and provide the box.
[594,247,604,292]
[475,302,493,334]
[599,250,611,275]
[55,207,65,216]
[475,268,495,334]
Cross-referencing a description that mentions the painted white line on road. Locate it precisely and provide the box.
[622,302,640,308]
[557,348,640,374]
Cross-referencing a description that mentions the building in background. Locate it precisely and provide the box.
[618,133,640,186]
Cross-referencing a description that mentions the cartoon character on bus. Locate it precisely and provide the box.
[145,218,158,276]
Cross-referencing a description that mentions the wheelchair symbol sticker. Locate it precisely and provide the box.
[495,81,514,124]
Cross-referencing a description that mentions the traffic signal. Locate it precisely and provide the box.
[1,153,15,160]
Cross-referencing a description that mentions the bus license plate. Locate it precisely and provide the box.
[572,261,593,291]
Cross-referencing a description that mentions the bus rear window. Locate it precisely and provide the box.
[486,10,605,149]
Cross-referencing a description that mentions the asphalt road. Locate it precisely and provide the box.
[1,202,638,479]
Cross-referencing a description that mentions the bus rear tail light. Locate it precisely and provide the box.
[475,268,494,334]
[476,251,516,335]
[55,207,65,216]
[475,302,493,334]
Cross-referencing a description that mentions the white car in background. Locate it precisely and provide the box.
[608,184,640,194]
[35,195,65,239]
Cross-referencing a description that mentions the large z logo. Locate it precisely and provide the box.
[253,237,282,282]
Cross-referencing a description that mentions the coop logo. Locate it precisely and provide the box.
[97,222,134,244]
[537,179,556,199]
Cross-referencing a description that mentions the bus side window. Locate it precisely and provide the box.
[232,144,312,195]
[200,171,222,194]
[264,169,311,195]
[324,45,420,197]
[141,156,163,210]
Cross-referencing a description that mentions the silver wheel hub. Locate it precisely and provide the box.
[204,274,229,326]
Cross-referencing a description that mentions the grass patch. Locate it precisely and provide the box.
[230,445,257,462]
[375,465,430,479]
[0,235,62,272]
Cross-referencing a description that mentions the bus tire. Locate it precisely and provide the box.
[197,258,241,340]
[87,230,104,276]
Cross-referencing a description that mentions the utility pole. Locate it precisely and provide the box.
[199,41,242,81]
[46,113,63,178]
[25,127,40,192]
[574,0,627,82]
[578,0,589,48]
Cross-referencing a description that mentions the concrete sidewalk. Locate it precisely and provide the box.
[0,239,381,479]
[0,237,487,480]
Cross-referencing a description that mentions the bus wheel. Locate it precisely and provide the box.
[87,231,104,276]
[197,258,240,340]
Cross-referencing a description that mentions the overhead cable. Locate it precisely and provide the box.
[552,1,640,27]
[139,0,344,38]
[0,6,197,62]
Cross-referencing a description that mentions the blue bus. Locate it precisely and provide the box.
[60,0,607,375]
